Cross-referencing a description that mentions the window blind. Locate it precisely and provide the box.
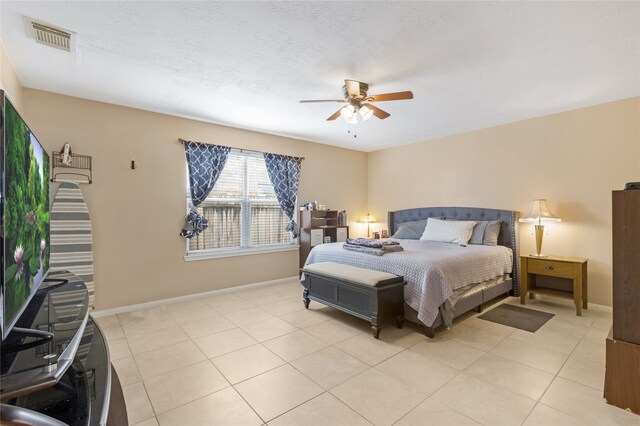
[187,149,290,252]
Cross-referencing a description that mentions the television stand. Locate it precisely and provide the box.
[0,271,124,425]
[1,327,54,354]
[42,277,70,287]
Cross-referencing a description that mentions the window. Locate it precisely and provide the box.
[186,149,292,254]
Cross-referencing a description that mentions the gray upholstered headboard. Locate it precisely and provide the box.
[388,207,520,294]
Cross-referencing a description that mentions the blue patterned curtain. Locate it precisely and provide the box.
[263,153,303,238]
[181,140,231,239]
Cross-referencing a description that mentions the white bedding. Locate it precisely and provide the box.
[304,240,513,326]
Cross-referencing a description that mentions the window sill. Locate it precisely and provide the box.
[184,244,299,262]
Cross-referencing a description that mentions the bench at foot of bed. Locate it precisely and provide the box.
[301,262,406,339]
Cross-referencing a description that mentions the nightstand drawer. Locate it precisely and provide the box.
[527,258,575,278]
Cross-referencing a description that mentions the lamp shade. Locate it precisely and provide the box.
[340,105,355,119]
[359,105,373,121]
[360,213,375,224]
[519,199,561,224]
[344,114,357,124]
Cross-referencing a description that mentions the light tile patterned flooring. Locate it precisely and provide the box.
[95,279,639,426]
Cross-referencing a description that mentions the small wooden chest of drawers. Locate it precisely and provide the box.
[520,255,588,316]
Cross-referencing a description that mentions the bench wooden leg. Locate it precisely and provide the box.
[396,308,404,329]
[303,288,310,309]
[424,326,435,339]
[371,316,381,339]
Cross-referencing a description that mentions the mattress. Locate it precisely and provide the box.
[304,239,513,326]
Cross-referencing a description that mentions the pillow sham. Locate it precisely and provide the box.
[482,220,501,246]
[392,218,442,240]
[393,223,423,239]
[420,218,476,245]
[452,219,502,246]
[468,221,490,245]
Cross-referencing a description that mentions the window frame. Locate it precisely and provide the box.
[184,149,298,260]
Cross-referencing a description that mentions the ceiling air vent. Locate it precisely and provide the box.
[27,20,73,52]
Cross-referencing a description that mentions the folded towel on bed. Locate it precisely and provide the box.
[342,242,404,256]
[345,237,400,248]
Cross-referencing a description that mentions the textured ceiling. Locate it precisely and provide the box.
[1,1,639,152]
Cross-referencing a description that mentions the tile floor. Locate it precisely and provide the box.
[95,279,639,426]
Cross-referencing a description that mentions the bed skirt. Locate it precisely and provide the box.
[404,275,513,334]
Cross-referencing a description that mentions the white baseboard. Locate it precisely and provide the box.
[531,294,612,313]
[91,275,299,318]
[587,302,612,313]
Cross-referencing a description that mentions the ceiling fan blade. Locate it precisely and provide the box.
[368,91,414,102]
[326,109,342,121]
[366,103,391,119]
[300,99,345,103]
[344,79,362,97]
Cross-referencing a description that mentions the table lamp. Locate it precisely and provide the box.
[519,199,561,257]
[361,213,376,238]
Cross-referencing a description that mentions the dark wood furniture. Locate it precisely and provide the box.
[299,209,349,268]
[0,272,124,425]
[605,330,640,414]
[611,190,640,343]
[605,190,640,414]
[520,254,588,316]
[301,263,406,339]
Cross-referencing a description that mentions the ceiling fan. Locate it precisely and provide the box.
[300,79,414,124]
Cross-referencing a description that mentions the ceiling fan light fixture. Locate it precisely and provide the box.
[344,114,358,124]
[359,105,373,121]
[340,104,356,120]
[300,80,413,123]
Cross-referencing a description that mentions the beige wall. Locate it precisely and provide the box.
[23,89,368,310]
[368,97,640,306]
[8,42,638,308]
[0,41,24,112]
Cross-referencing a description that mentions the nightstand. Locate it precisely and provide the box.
[520,254,588,316]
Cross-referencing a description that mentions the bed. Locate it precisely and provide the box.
[304,207,520,337]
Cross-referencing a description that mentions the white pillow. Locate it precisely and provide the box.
[420,218,476,246]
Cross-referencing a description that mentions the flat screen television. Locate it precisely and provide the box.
[1,90,51,341]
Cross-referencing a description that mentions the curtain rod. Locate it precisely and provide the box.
[178,138,304,160]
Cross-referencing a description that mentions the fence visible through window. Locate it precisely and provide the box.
[188,202,289,251]
[251,202,289,245]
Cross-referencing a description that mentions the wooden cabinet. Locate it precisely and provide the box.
[605,330,640,414]
[520,255,588,316]
[611,190,640,344]
[605,190,640,414]
[299,210,349,268]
